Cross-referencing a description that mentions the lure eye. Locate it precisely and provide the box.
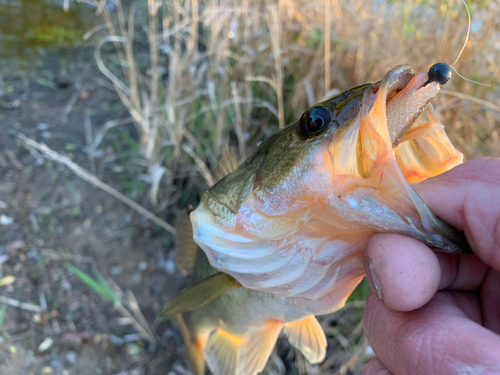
[427,62,452,85]
[299,107,330,138]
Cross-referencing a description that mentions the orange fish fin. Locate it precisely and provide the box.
[237,320,284,375]
[215,147,240,183]
[205,320,284,375]
[395,104,463,183]
[174,314,206,375]
[205,328,243,374]
[175,210,199,276]
[283,315,327,364]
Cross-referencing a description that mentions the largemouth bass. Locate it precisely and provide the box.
[161,63,470,374]
[191,64,469,313]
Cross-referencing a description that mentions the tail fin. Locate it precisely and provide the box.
[204,320,283,375]
[174,314,205,375]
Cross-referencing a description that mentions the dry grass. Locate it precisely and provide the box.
[88,0,499,207]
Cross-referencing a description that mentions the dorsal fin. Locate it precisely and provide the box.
[283,315,327,364]
[158,273,241,317]
[175,210,199,276]
[214,148,240,183]
[204,320,284,375]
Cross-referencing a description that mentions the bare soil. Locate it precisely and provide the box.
[0,46,191,374]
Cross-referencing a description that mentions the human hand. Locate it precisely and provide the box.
[362,158,500,375]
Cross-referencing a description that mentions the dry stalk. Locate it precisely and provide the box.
[19,134,176,235]
[0,296,43,313]
[268,5,285,129]
[107,278,156,344]
[439,89,500,114]
[324,0,331,94]
[231,81,246,160]
[84,109,96,175]
[182,144,215,187]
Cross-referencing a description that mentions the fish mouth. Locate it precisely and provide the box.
[355,64,458,180]
[383,65,441,147]
[369,65,443,148]
[351,65,469,254]
[383,65,416,104]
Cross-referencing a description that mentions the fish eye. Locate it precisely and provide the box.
[299,107,330,138]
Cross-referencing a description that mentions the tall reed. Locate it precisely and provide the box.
[92,0,500,205]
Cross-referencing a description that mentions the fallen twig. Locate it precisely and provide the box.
[84,110,97,175]
[58,91,80,125]
[18,134,176,235]
[0,296,43,313]
[5,149,29,175]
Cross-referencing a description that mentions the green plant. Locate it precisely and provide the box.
[65,263,155,343]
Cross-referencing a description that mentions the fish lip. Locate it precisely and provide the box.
[381,65,417,103]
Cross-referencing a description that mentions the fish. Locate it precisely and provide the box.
[190,64,470,311]
[160,204,328,375]
[160,63,471,374]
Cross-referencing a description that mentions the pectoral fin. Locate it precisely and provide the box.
[283,315,327,364]
[158,273,241,317]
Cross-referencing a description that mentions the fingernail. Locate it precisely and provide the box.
[365,256,384,300]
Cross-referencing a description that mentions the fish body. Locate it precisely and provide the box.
[163,65,470,374]
[168,211,327,375]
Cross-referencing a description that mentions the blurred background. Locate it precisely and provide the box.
[0,0,499,374]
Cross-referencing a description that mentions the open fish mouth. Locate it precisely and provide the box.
[191,64,468,314]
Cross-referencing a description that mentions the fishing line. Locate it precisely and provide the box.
[450,0,490,87]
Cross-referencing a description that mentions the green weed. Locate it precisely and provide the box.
[65,263,117,304]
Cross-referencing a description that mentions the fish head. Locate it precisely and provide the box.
[191,65,468,314]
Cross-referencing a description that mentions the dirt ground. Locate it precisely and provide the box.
[0,38,368,375]
[0,44,191,374]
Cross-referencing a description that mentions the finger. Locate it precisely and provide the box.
[364,292,500,375]
[415,158,500,270]
[362,357,393,375]
[365,233,490,311]
[365,234,441,312]
[481,268,500,335]
[434,251,488,291]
